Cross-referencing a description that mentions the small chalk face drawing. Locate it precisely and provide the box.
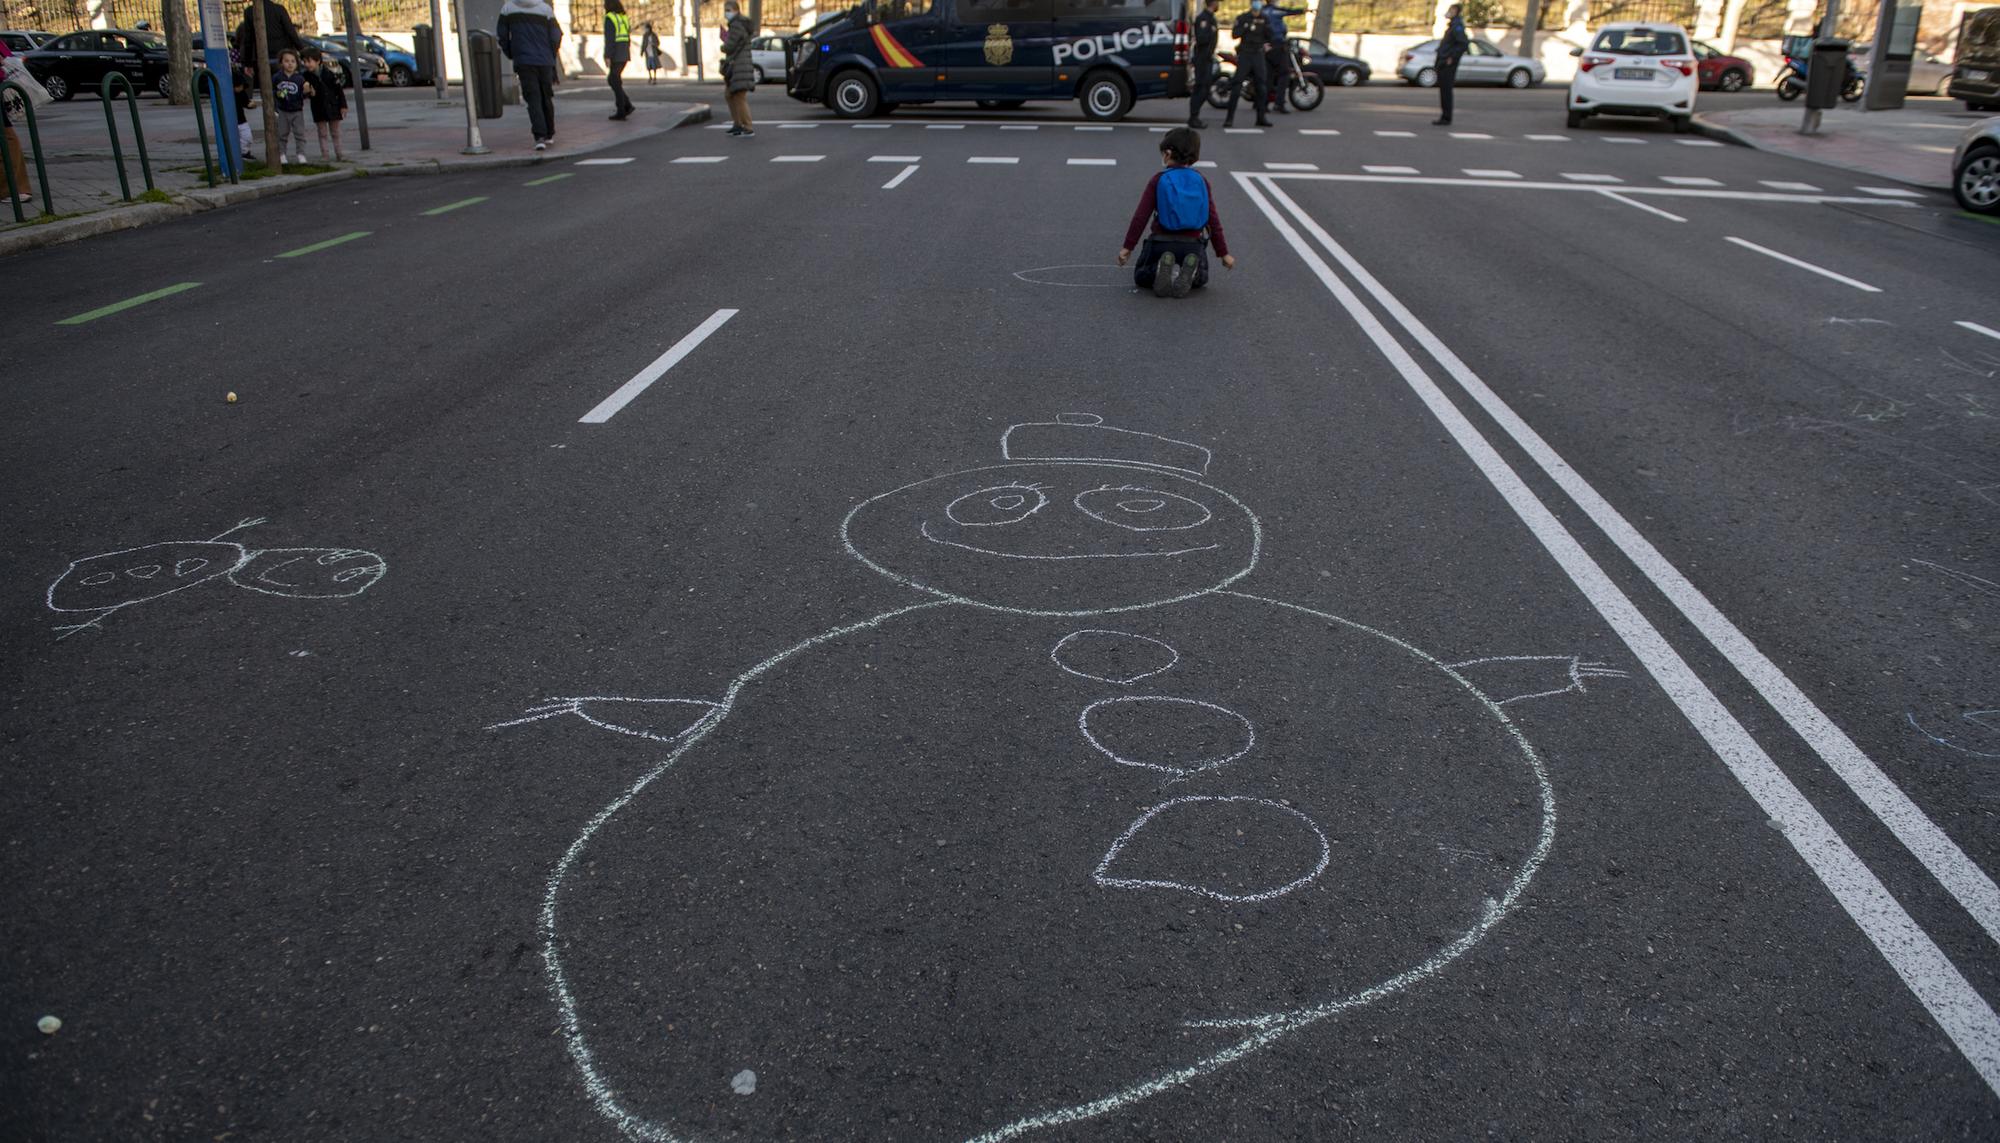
[44,518,387,638]
[501,415,1623,1142]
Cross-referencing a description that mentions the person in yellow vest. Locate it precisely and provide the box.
[604,0,635,120]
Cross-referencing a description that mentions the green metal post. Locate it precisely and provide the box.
[0,79,54,219]
[191,67,239,186]
[100,71,155,200]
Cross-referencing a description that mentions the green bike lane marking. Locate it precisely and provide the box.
[278,231,373,258]
[423,196,490,216]
[56,282,203,326]
[525,172,574,186]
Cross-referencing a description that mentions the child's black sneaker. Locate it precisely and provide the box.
[1152,256,1177,298]
[1171,253,1198,298]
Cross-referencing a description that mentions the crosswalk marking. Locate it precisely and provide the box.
[1068,157,1117,165]
[1603,137,1646,144]
[1760,179,1821,191]
[1374,129,1416,137]
[868,155,922,162]
[1299,128,1341,135]
[1525,133,1571,141]
[1660,176,1722,186]
[1364,164,1419,174]
[1463,168,1522,179]
[671,156,727,163]
[771,155,825,162]
[968,156,1019,164]
[1450,132,1494,140]
[1561,172,1621,183]
[1265,161,1320,171]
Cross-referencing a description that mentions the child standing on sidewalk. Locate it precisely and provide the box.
[302,47,347,162]
[270,48,313,167]
[1116,127,1235,299]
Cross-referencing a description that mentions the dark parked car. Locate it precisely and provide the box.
[1300,38,1370,87]
[1948,7,2000,110]
[23,28,172,101]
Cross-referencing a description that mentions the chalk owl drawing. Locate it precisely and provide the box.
[496,415,1623,1141]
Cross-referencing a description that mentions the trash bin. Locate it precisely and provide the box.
[412,22,436,85]
[684,35,700,68]
[469,29,504,119]
[1806,38,1849,109]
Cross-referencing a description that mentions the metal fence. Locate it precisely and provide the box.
[1734,0,1789,38]
[1,0,91,31]
[4,0,321,32]
[1325,0,1442,33]
[327,0,436,31]
[1584,0,1698,28]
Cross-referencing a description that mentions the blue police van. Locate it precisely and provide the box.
[786,0,1191,120]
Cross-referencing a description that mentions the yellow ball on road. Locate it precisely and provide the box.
[226,392,238,404]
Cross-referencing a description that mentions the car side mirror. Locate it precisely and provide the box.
[1568,47,1581,56]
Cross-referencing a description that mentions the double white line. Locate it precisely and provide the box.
[1232,171,2000,1096]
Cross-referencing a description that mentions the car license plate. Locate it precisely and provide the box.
[1614,67,1653,80]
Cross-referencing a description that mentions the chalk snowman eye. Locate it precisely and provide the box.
[946,484,1049,527]
[1074,486,1212,532]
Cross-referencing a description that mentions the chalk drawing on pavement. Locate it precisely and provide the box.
[1011,264,1127,287]
[1446,655,1631,706]
[1907,709,2000,759]
[1049,629,1180,684]
[1079,695,1255,779]
[1092,795,1332,903]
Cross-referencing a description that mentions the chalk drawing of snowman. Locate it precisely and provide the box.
[496,415,1624,1142]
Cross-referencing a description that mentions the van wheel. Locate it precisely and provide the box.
[827,70,879,118]
[1078,72,1132,120]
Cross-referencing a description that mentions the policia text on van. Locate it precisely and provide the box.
[786,0,1192,120]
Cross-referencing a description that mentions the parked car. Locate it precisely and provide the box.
[1953,114,2000,214]
[750,34,787,85]
[305,36,387,87]
[1,29,55,54]
[1398,37,1544,88]
[1568,22,1698,131]
[1690,39,1752,90]
[1950,7,1999,109]
[22,28,172,101]
[349,32,419,86]
[1300,38,1370,87]
[1845,42,1952,94]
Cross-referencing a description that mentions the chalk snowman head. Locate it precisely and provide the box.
[842,414,1262,615]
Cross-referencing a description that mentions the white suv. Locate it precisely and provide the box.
[1568,23,1698,132]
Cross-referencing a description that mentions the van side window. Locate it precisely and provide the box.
[959,0,1055,19]
[1054,0,1174,20]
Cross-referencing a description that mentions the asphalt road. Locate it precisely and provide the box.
[4,80,1999,1142]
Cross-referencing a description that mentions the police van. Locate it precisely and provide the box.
[786,0,1191,121]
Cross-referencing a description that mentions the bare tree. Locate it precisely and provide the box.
[163,0,194,105]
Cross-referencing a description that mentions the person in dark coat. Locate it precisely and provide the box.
[498,0,564,149]
[720,0,756,137]
[232,0,304,83]
[641,22,663,84]
[1187,0,1217,128]
[1434,2,1469,125]
[1223,0,1271,129]
[303,46,348,161]
[604,0,634,119]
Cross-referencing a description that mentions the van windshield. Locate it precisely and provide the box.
[1592,27,1687,55]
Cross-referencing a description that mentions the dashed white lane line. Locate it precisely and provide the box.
[1225,127,1265,134]
[968,156,1019,164]
[1660,176,1723,186]
[1955,320,2000,341]
[926,123,965,129]
[1068,157,1117,165]
[580,308,738,424]
[1526,133,1571,141]
[1450,131,1493,139]
[850,123,892,129]
[777,122,818,129]
[1076,125,1113,131]
[1463,168,1521,179]
[1677,138,1724,146]
[1603,136,1646,144]
[1725,236,1882,292]
[1858,185,1927,198]
[575,157,635,165]
[1000,124,1039,130]
[1193,160,1217,168]
[1601,189,1686,222]
[671,156,727,163]
[1561,172,1622,183]
[771,154,825,162]
[1374,129,1416,137]
[1149,126,1170,132]
[1363,164,1419,174]
[1761,179,1821,191]
[1300,128,1341,135]
[1265,161,1320,171]
[868,154,922,162]
[881,163,918,189]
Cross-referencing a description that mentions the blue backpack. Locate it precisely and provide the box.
[1154,167,1209,232]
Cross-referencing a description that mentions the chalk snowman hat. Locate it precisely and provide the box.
[999,413,1213,477]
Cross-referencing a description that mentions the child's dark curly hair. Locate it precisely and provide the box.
[1160,126,1201,166]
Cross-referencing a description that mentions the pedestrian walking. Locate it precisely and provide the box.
[1222,0,1271,129]
[641,23,663,84]
[303,46,347,161]
[232,0,305,87]
[604,0,635,119]
[498,0,564,150]
[269,48,312,167]
[1187,0,1217,128]
[720,0,757,137]
[0,39,33,204]
[1116,127,1234,299]
[1434,2,1468,125]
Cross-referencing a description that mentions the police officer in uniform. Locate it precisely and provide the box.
[1223,0,1272,129]
[605,0,636,120]
[1188,0,1218,128]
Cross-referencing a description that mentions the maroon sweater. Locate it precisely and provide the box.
[1122,169,1229,258]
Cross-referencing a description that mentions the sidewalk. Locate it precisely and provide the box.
[1,87,707,255]
[1695,101,1994,190]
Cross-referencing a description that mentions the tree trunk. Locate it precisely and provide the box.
[250,0,280,168]
[1520,0,1542,58]
[749,0,763,32]
[163,0,194,105]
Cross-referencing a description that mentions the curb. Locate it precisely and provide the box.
[0,103,711,258]
[1691,112,1949,192]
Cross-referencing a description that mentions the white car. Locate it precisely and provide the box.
[1569,22,1698,131]
[750,35,788,85]
[1398,37,1546,88]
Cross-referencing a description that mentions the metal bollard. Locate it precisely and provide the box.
[100,71,156,201]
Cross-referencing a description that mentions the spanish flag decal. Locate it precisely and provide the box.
[870,24,925,68]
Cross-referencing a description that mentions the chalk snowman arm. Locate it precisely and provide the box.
[1445,655,1630,708]
[487,696,725,744]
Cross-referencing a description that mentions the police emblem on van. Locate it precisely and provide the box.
[985,24,1013,66]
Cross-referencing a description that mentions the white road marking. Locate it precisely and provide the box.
[1724,236,1882,292]
[1955,320,2000,341]
[1238,170,2000,1100]
[1363,164,1419,174]
[580,309,737,424]
[1463,168,1521,179]
[1761,179,1821,191]
[670,156,727,163]
[850,122,892,128]
[1076,125,1113,131]
[1857,185,1926,198]
[1602,136,1646,144]
[1254,170,1924,208]
[1660,175,1722,186]
[1000,124,1039,130]
[881,163,918,189]
[926,123,965,129]
[1068,157,1117,165]
[770,154,825,162]
[1265,161,1320,171]
[1374,129,1416,137]
[1149,126,1170,132]
[1193,160,1217,168]
[575,157,635,165]
[1677,137,1724,146]
[868,154,922,162]
[1525,133,1571,140]
[968,156,1019,164]
[1600,189,1685,221]
[1450,132,1493,139]
[1561,172,1622,182]
[777,122,818,128]
[1225,127,1264,134]
[1299,128,1341,135]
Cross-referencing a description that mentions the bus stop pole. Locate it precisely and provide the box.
[342,0,371,150]
[194,0,240,178]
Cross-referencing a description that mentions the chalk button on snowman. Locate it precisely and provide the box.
[505,415,1615,1142]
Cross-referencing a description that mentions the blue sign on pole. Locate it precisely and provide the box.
[197,0,240,177]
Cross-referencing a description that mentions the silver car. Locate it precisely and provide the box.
[1398,37,1546,88]
[1850,43,1954,95]
[751,35,788,85]
[1953,116,2000,214]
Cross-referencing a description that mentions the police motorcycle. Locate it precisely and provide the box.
[1775,35,1863,101]
[1206,42,1326,111]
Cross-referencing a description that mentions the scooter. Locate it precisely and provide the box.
[1206,44,1325,112]
[1776,50,1864,101]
